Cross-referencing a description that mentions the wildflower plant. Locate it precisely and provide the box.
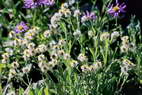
[107,0,126,17]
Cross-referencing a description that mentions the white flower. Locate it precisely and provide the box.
[52,45,60,50]
[38,54,47,62]
[70,60,79,67]
[81,65,90,72]
[9,31,16,38]
[36,44,47,53]
[3,40,15,47]
[73,29,81,37]
[90,61,102,71]
[50,12,62,28]
[73,9,81,17]
[68,0,75,5]
[2,53,10,59]
[57,50,65,56]
[61,3,69,8]
[13,38,28,46]
[120,44,129,53]
[50,52,58,60]
[111,31,120,42]
[40,64,49,73]
[63,53,71,60]
[100,32,110,41]
[129,42,136,52]
[11,61,19,68]
[5,48,13,56]
[121,36,129,44]
[120,59,135,75]
[8,69,17,79]
[77,53,88,62]
[23,49,35,58]
[59,4,71,17]
[27,42,36,49]
[58,39,66,46]
[22,64,32,74]
[48,60,57,68]
[43,30,51,38]
[32,26,40,33]
[88,30,94,38]
[1,59,8,64]
[49,40,57,47]
[24,29,36,40]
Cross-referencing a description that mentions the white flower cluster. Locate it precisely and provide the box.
[120,59,135,76]
[120,36,136,53]
[81,61,102,72]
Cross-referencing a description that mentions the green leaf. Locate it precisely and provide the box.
[38,87,44,95]
[0,64,6,72]
[44,87,49,95]
[29,90,34,95]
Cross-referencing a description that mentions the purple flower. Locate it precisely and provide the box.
[81,11,97,22]
[23,0,40,8]
[41,0,55,6]
[23,0,55,8]
[15,22,29,33]
[107,0,126,17]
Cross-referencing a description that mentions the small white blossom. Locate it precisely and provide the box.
[43,30,51,38]
[73,29,81,37]
[77,53,88,62]
[63,53,71,60]
[36,44,47,53]
[120,59,135,76]
[81,65,90,72]
[8,69,17,79]
[22,64,32,74]
[50,12,62,28]
[121,36,129,44]
[90,61,102,71]
[100,32,110,41]
[73,9,81,17]
[38,54,47,62]
[1,59,8,64]
[23,49,35,58]
[50,52,58,60]
[57,50,65,56]
[70,60,79,67]
[24,29,36,40]
[120,44,129,53]
[68,0,75,5]
[27,43,36,49]
[129,42,136,52]
[88,30,94,38]
[2,53,10,59]
[58,39,66,46]
[11,61,19,69]
[40,64,49,73]
[5,48,13,56]
[9,31,16,38]
[111,31,120,42]
[48,59,58,68]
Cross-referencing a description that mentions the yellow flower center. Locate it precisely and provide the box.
[113,6,120,12]
[18,25,23,31]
